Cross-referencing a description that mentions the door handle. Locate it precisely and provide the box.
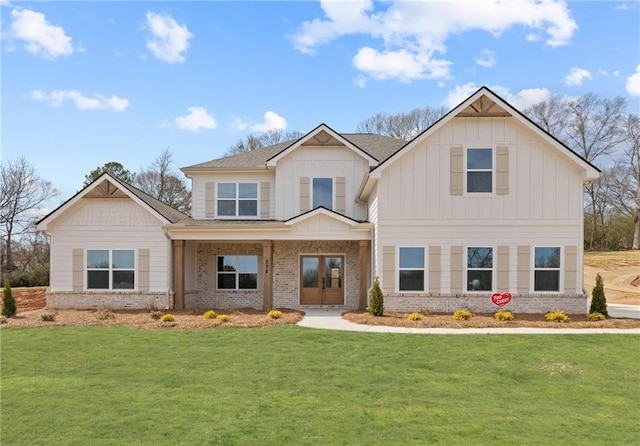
[322,277,326,292]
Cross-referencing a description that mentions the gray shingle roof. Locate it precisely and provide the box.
[182,133,405,170]
[111,176,189,223]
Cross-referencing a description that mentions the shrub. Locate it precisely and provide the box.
[589,273,608,318]
[452,309,473,320]
[150,310,163,320]
[267,310,283,319]
[407,312,422,321]
[40,311,56,322]
[2,281,17,318]
[96,310,116,320]
[217,314,230,322]
[494,310,514,321]
[368,277,384,317]
[0,315,7,324]
[160,314,175,322]
[203,310,217,319]
[545,311,570,323]
[587,312,606,322]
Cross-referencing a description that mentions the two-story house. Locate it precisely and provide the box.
[36,87,600,314]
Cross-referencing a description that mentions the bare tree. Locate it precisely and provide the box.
[134,149,191,215]
[225,130,304,156]
[0,157,58,272]
[623,113,640,248]
[524,95,567,136]
[84,161,135,187]
[356,106,448,140]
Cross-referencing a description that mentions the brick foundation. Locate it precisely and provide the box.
[46,291,171,310]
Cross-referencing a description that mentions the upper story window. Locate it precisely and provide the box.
[467,247,493,292]
[398,247,425,292]
[466,148,493,193]
[534,247,561,292]
[87,249,135,290]
[312,178,333,209]
[218,183,257,217]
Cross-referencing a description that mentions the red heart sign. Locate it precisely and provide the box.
[491,292,512,307]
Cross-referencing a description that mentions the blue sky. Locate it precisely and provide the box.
[2,0,639,208]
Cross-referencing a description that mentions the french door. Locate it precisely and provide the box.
[300,255,344,305]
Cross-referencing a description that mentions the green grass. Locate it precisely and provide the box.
[2,327,639,445]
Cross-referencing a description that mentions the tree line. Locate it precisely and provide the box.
[2,91,638,287]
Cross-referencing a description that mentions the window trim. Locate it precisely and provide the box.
[397,246,426,293]
[311,177,334,210]
[86,249,136,291]
[465,147,495,195]
[532,246,562,293]
[465,246,494,293]
[216,255,259,291]
[216,182,259,219]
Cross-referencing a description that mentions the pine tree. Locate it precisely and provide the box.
[2,281,17,317]
[589,273,608,318]
[369,277,384,316]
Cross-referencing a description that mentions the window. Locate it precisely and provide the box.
[534,247,560,291]
[466,148,493,193]
[217,183,257,217]
[87,249,135,290]
[312,178,333,209]
[467,247,493,291]
[399,247,425,291]
[217,255,258,290]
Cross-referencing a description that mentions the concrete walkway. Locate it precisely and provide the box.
[297,308,640,334]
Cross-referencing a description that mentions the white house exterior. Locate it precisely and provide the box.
[37,87,600,314]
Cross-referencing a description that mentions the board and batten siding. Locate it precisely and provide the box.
[274,145,370,221]
[48,199,171,292]
[377,117,584,222]
[190,173,275,220]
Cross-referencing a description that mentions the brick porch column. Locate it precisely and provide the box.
[173,240,185,310]
[359,240,370,310]
[263,240,273,311]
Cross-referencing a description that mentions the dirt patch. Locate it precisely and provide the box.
[584,251,640,306]
[343,311,640,329]
[1,308,304,329]
[11,287,47,311]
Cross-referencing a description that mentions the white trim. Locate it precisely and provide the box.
[396,246,427,293]
[215,181,260,219]
[215,254,259,291]
[85,248,137,291]
[464,246,495,294]
[531,246,563,294]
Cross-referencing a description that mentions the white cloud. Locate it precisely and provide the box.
[145,11,193,63]
[475,49,495,68]
[31,89,129,111]
[564,67,592,86]
[10,8,74,59]
[292,0,577,82]
[228,115,249,131]
[250,111,287,132]
[627,65,640,96]
[174,107,217,132]
[443,84,549,110]
[353,75,367,88]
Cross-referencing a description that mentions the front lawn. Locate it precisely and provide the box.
[2,327,638,445]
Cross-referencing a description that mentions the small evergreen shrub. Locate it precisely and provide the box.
[368,277,384,316]
[160,314,175,322]
[452,309,473,320]
[587,312,606,322]
[267,310,283,319]
[545,311,570,323]
[407,312,422,321]
[2,281,17,318]
[0,315,7,324]
[150,310,163,320]
[494,310,514,321]
[203,310,217,319]
[217,314,230,322]
[40,311,56,322]
[589,273,608,317]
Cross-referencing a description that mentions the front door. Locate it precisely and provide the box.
[300,255,344,305]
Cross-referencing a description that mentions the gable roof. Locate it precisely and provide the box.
[181,129,404,172]
[369,86,601,179]
[36,173,188,230]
